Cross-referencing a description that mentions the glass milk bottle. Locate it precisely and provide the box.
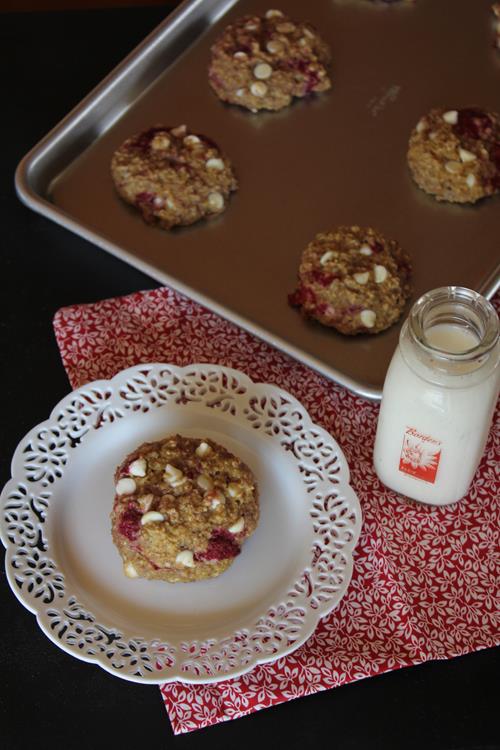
[374,287,499,505]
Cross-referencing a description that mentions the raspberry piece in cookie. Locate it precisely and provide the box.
[111,435,259,582]
[111,125,238,229]
[289,226,412,335]
[208,9,331,112]
[407,107,500,203]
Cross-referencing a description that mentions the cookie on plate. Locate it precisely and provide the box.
[111,435,259,582]
[208,9,331,112]
[111,125,238,229]
[289,226,412,335]
[407,107,500,203]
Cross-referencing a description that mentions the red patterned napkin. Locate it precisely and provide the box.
[53,287,500,735]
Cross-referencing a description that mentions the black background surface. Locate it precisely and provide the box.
[0,5,499,749]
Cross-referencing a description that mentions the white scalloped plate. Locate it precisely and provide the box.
[0,363,361,684]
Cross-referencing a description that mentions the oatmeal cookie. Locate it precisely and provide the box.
[289,226,412,335]
[407,107,500,203]
[111,435,259,582]
[208,9,331,112]
[111,125,238,229]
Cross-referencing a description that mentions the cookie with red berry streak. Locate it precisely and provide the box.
[289,226,412,335]
[111,125,237,229]
[111,435,259,582]
[407,107,500,203]
[208,9,331,112]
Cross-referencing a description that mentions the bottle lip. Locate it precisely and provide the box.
[407,286,499,363]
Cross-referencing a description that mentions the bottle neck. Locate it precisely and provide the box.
[400,287,500,387]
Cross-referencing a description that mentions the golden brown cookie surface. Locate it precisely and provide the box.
[111,125,237,229]
[407,108,500,204]
[208,9,331,112]
[111,435,259,582]
[289,226,412,335]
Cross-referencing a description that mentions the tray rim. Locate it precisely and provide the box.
[14,0,500,402]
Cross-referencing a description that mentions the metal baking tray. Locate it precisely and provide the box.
[16,0,500,400]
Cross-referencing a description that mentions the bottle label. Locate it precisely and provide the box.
[398,427,442,484]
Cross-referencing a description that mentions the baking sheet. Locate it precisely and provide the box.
[16,0,500,399]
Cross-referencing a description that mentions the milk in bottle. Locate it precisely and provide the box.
[373,287,500,505]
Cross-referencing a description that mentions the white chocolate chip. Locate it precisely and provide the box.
[360,310,376,328]
[233,51,248,60]
[227,483,242,498]
[445,160,461,174]
[253,62,273,80]
[206,157,224,171]
[195,441,212,457]
[176,550,195,568]
[171,124,187,137]
[197,474,214,492]
[442,110,458,125]
[359,245,373,256]
[466,174,476,188]
[150,134,170,150]
[129,458,147,477]
[153,196,165,209]
[459,148,477,163]
[124,562,139,578]
[208,192,224,211]
[164,463,186,488]
[320,250,334,265]
[266,40,284,54]
[236,88,245,97]
[207,490,225,510]
[116,478,136,496]
[416,118,426,133]
[250,81,268,97]
[353,271,369,285]
[374,265,388,283]
[170,477,187,489]
[184,134,201,146]
[265,9,284,18]
[141,511,165,526]
[277,22,295,33]
[228,517,245,534]
[137,494,154,513]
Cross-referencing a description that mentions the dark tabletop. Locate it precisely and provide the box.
[0,4,499,749]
